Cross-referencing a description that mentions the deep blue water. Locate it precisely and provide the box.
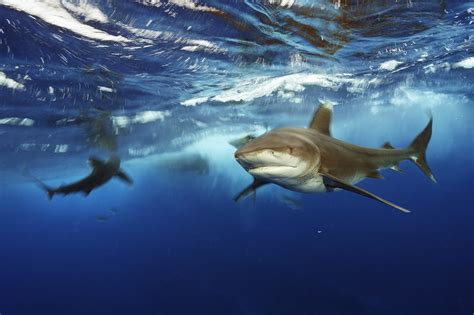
[1,1,473,314]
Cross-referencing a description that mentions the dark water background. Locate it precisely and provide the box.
[0,0,473,314]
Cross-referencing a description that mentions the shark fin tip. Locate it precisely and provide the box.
[320,102,333,110]
[47,190,54,200]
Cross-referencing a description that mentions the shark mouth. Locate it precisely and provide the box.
[248,165,297,176]
[237,159,297,171]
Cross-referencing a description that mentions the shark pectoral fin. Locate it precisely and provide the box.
[251,190,257,203]
[320,172,410,213]
[308,103,332,136]
[116,169,133,185]
[234,178,269,202]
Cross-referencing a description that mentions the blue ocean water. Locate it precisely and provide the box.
[0,0,473,314]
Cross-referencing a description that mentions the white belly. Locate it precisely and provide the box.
[277,174,327,193]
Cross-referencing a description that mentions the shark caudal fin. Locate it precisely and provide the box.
[36,178,56,199]
[25,171,56,199]
[408,116,436,183]
[46,189,55,200]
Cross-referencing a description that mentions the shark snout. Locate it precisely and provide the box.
[234,150,242,160]
[234,150,256,170]
[235,148,300,171]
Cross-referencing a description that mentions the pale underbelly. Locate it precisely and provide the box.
[278,175,328,193]
[276,172,367,194]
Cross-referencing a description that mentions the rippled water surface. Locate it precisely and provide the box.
[0,1,473,314]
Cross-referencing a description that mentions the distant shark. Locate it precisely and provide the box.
[34,155,132,199]
[234,104,436,213]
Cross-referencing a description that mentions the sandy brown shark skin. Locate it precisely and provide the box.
[34,155,132,199]
[234,104,436,213]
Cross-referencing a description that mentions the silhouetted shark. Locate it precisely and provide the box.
[35,156,132,199]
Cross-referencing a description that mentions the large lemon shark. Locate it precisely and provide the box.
[234,104,435,213]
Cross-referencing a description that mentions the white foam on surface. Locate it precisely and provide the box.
[112,110,171,128]
[98,86,115,93]
[62,0,108,23]
[0,117,34,126]
[0,71,25,90]
[266,0,295,8]
[178,38,223,53]
[452,57,474,69]
[379,60,403,71]
[181,96,209,107]
[119,22,223,53]
[118,22,163,41]
[138,0,220,12]
[0,0,129,42]
[181,73,377,105]
[54,144,69,153]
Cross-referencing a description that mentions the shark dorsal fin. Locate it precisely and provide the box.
[88,157,105,169]
[308,103,333,136]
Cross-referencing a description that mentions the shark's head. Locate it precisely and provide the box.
[234,128,320,184]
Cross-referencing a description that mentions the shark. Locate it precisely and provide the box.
[34,155,133,199]
[234,104,436,213]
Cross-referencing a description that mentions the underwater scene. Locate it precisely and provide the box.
[0,0,473,314]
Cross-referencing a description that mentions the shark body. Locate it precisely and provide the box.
[234,104,435,213]
[35,156,132,199]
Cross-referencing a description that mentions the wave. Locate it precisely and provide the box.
[0,71,25,90]
[0,0,129,42]
[181,72,380,106]
[452,56,474,69]
[0,0,472,175]
[0,117,34,126]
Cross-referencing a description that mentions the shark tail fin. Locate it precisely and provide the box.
[36,178,55,200]
[408,116,436,183]
[46,189,55,200]
[23,170,56,199]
